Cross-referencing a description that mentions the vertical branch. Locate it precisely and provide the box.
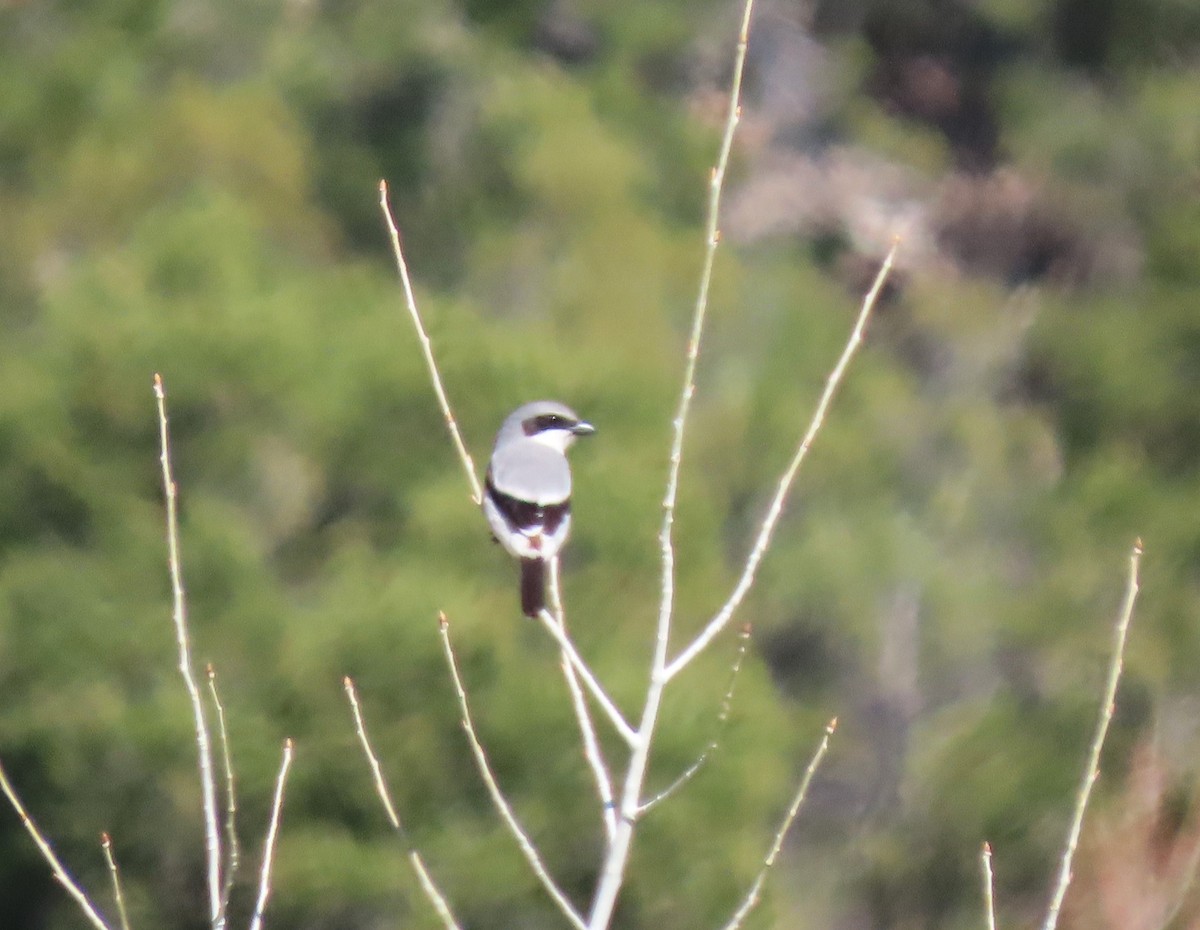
[100,834,133,930]
[206,666,240,919]
[344,677,463,930]
[548,560,617,842]
[657,0,756,675]
[665,241,898,680]
[152,374,223,926]
[0,759,112,930]
[1041,539,1143,930]
[588,3,757,926]
[378,180,483,505]
[719,718,836,930]
[981,842,997,930]
[248,739,294,930]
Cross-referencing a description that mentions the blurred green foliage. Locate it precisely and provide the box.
[0,0,1198,928]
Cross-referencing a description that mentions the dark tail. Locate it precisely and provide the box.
[520,558,545,618]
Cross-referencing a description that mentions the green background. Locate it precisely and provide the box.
[2,0,1199,927]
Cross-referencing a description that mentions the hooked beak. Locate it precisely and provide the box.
[572,421,596,437]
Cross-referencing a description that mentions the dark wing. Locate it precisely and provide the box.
[485,476,570,535]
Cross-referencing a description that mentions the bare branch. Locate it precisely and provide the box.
[153,373,223,925]
[378,180,483,506]
[248,738,294,930]
[100,834,132,930]
[657,0,756,687]
[345,678,404,832]
[1041,539,1144,930]
[639,623,752,817]
[666,241,899,680]
[438,615,587,930]
[588,3,759,925]
[206,665,240,920]
[0,758,111,930]
[981,842,996,930]
[535,608,636,747]
[720,718,836,930]
[548,561,617,842]
[344,677,462,930]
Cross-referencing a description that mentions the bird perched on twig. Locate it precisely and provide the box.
[483,401,594,617]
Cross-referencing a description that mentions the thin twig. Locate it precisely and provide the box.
[656,0,756,688]
[378,180,482,505]
[548,560,617,842]
[666,241,899,681]
[100,834,132,930]
[345,678,404,831]
[438,614,587,930]
[639,623,752,817]
[1041,539,1143,930]
[344,677,462,930]
[720,718,836,930]
[981,841,997,930]
[535,609,636,747]
[248,738,294,930]
[0,758,112,930]
[588,3,758,925]
[153,374,223,925]
[206,665,240,920]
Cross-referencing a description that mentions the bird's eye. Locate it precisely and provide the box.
[522,412,578,435]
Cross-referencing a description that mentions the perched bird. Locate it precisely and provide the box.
[483,401,594,617]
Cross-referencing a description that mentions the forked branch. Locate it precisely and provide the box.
[666,241,899,680]
[587,4,761,927]
[153,374,223,925]
[656,0,757,682]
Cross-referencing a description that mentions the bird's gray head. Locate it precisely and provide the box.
[495,400,595,454]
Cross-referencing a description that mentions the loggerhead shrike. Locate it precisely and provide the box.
[483,401,594,617]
